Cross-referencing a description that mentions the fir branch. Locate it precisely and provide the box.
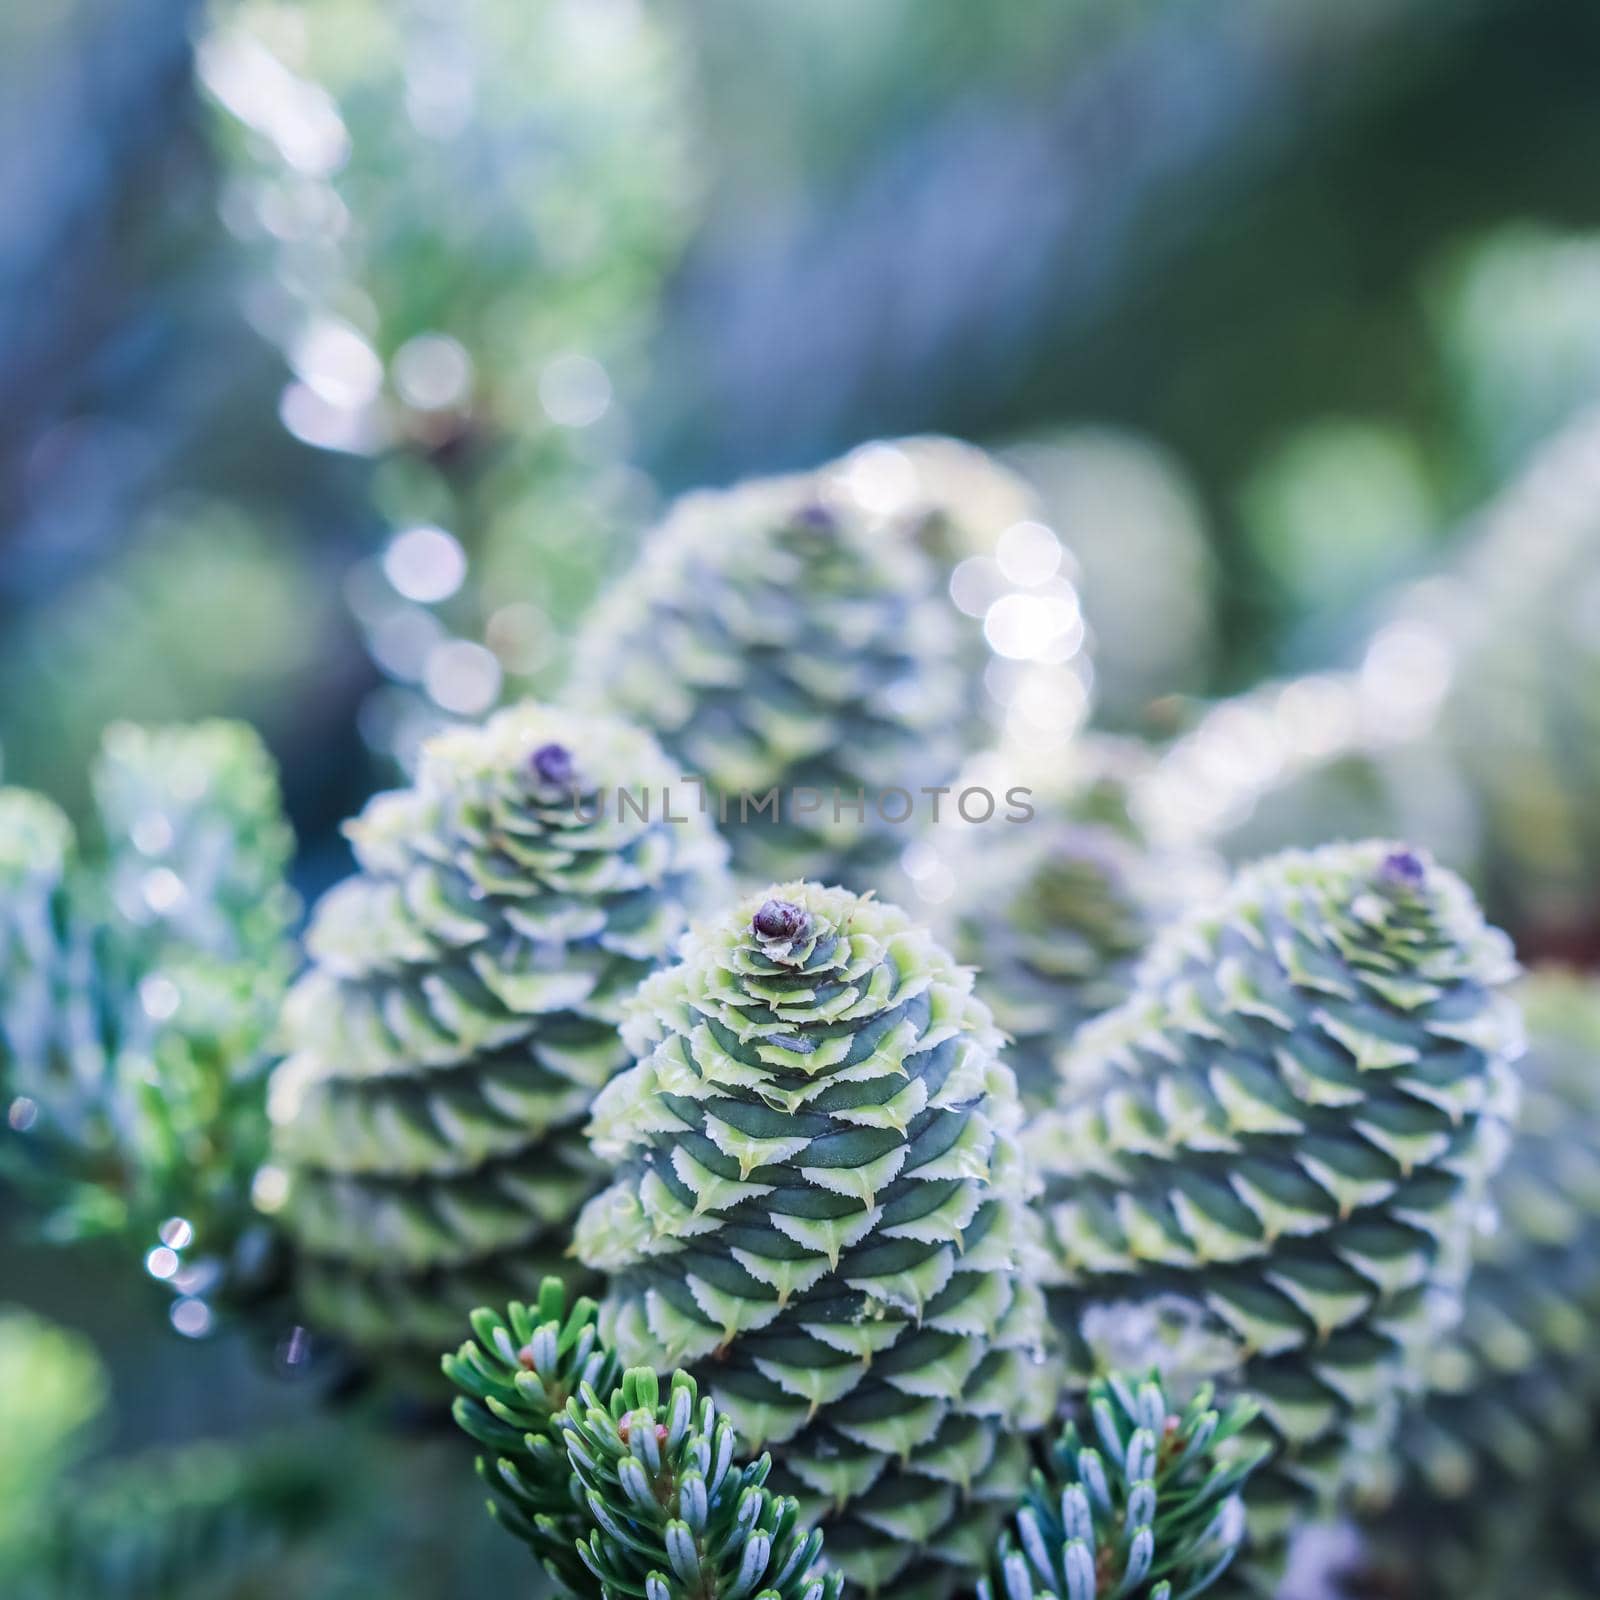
[444,1279,842,1600]
[92,718,297,977]
[444,1278,621,1592]
[981,1376,1265,1600]
[564,1366,841,1600]
[0,787,102,1158]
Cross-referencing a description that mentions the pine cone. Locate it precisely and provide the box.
[854,435,1044,572]
[1412,420,1600,948]
[953,822,1151,1110]
[574,470,976,887]
[936,739,1214,1112]
[1350,969,1600,1598]
[1029,842,1522,1555]
[272,703,727,1365]
[574,882,1050,1599]
[854,435,1094,754]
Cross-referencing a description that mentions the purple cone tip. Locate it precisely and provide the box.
[531,742,575,787]
[792,503,836,533]
[1381,848,1426,888]
[753,898,809,942]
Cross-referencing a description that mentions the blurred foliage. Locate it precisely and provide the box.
[1432,224,1600,486]
[1,721,297,1335]
[1006,430,1216,730]
[1,500,329,818]
[200,0,701,771]
[202,0,695,386]
[0,1295,533,1598]
[1148,398,1600,955]
[7,1435,353,1600]
[7,0,1600,789]
[684,0,1164,195]
[1238,420,1440,633]
[0,1306,107,1559]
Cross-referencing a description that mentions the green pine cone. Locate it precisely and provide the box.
[1350,969,1600,1598]
[981,1375,1266,1600]
[1145,417,1600,950]
[868,435,1046,572]
[574,882,1051,1599]
[1416,430,1600,945]
[939,740,1213,1113]
[1028,842,1522,1553]
[272,702,728,1363]
[444,1278,623,1589]
[573,470,975,887]
[1134,670,1438,870]
[949,822,1151,1114]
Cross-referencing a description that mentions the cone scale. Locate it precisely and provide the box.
[575,882,1050,1598]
